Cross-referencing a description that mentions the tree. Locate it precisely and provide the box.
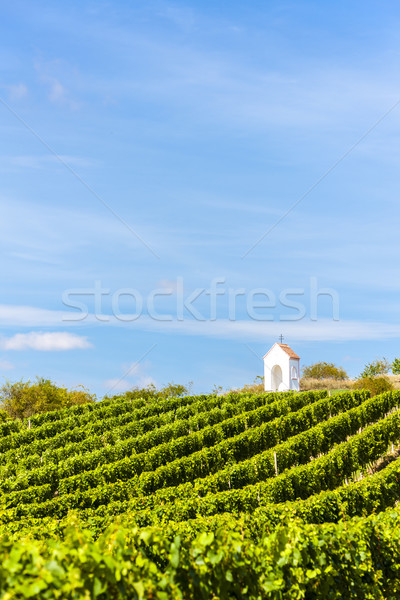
[392,358,400,375]
[160,382,189,398]
[0,409,10,422]
[301,362,348,380]
[108,382,189,402]
[121,383,158,402]
[0,378,95,420]
[228,375,264,395]
[212,385,224,395]
[359,358,391,379]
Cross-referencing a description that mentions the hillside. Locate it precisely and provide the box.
[1,389,400,598]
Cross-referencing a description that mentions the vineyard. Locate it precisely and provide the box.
[1,389,400,598]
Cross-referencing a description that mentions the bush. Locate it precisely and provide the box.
[359,358,391,378]
[0,378,95,420]
[353,376,393,396]
[302,362,348,380]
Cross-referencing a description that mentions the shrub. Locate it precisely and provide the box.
[302,362,348,380]
[353,376,393,396]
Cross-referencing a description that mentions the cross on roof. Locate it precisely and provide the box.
[279,334,284,343]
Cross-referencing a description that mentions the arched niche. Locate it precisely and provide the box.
[271,364,283,392]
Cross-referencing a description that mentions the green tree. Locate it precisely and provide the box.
[159,382,189,398]
[212,385,224,395]
[392,357,400,375]
[0,378,95,420]
[229,375,264,394]
[359,358,391,379]
[301,362,348,380]
[0,409,10,422]
[108,382,189,403]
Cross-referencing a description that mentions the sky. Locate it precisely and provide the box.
[1,0,400,397]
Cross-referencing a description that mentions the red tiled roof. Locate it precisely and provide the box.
[278,344,300,359]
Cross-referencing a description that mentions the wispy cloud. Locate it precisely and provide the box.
[6,83,28,101]
[103,356,156,393]
[76,25,400,135]
[26,5,400,135]
[0,332,92,351]
[0,198,157,269]
[34,59,80,109]
[103,374,156,393]
[157,279,179,293]
[48,78,66,103]
[0,154,98,171]
[1,303,400,344]
[126,317,400,343]
[0,306,66,327]
[103,378,131,392]
[0,359,14,371]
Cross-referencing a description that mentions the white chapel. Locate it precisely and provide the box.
[263,341,300,392]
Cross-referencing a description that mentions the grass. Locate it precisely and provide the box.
[300,378,354,391]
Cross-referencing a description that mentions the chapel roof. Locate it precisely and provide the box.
[263,343,300,360]
[277,343,300,359]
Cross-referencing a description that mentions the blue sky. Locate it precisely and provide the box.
[1,0,400,396]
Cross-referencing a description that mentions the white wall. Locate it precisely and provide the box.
[264,344,300,392]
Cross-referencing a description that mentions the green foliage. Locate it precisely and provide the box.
[212,384,224,395]
[0,387,400,595]
[355,358,394,396]
[392,357,400,374]
[121,382,159,401]
[109,381,189,402]
[0,377,95,420]
[359,357,391,378]
[0,391,327,507]
[0,509,399,598]
[354,375,393,396]
[302,362,348,380]
[0,409,10,422]
[230,375,265,394]
[161,382,189,398]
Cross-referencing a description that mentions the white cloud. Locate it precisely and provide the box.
[7,83,28,101]
[2,303,400,345]
[1,155,98,171]
[103,359,156,393]
[0,359,14,371]
[46,77,79,109]
[0,305,66,327]
[34,60,80,110]
[157,279,179,293]
[104,375,156,393]
[129,317,400,343]
[49,79,66,103]
[120,361,143,377]
[0,332,92,351]
[103,378,131,392]
[0,197,157,267]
